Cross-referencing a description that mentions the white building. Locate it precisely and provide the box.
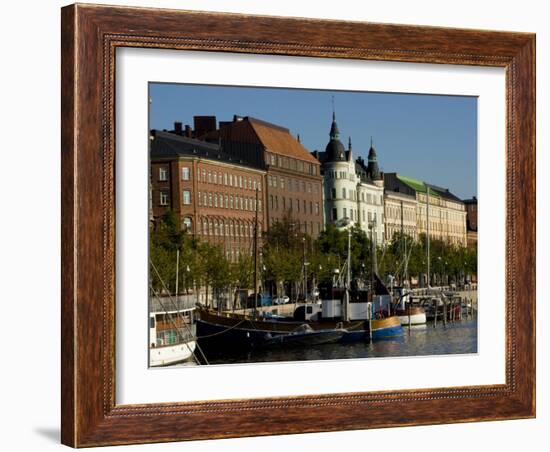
[313,113,385,244]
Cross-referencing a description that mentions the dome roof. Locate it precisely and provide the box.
[324,112,347,162]
[325,138,347,161]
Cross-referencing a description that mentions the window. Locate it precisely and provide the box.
[159,191,168,206]
[343,207,347,218]
[208,193,212,207]
[159,167,168,181]
[225,195,229,209]
[315,202,320,215]
[181,167,190,180]
[182,217,192,231]
[332,208,337,221]
[214,194,218,207]
[280,178,285,189]
[297,199,300,213]
[182,190,191,205]
[230,196,234,209]
[224,173,228,185]
[342,187,347,199]
[331,188,336,199]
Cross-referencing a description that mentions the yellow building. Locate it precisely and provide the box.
[384,190,417,242]
[384,173,467,247]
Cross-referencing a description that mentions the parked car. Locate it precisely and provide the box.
[273,295,290,305]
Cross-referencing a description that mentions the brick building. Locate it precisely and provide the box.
[150,130,266,261]
[198,116,324,238]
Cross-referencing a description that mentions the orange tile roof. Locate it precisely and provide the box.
[247,118,319,164]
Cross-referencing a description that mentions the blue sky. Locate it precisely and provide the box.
[149,83,477,199]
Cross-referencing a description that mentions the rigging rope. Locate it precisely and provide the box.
[150,260,210,365]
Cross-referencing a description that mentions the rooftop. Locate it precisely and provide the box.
[150,130,264,170]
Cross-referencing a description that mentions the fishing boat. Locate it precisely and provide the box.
[149,302,197,367]
[196,306,360,349]
[148,251,200,367]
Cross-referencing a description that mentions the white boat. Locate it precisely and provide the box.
[397,309,427,326]
[149,304,197,367]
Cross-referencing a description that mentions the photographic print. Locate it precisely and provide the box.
[147,84,478,367]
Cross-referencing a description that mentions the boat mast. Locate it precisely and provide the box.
[302,237,307,302]
[400,200,405,284]
[343,226,351,322]
[253,188,259,316]
[175,248,180,311]
[426,186,431,288]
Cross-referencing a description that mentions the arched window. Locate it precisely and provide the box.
[182,217,192,232]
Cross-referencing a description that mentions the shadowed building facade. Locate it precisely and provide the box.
[150,130,266,261]
[463,196,478,249]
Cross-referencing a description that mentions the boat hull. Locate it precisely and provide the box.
[396,306,427,325]
[371,316,404,339]
[149,341,196,367]
[265,329,345,347]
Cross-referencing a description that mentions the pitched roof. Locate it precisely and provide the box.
[246,117,319,164]
[395,174,464,202]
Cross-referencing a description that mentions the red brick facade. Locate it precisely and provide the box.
[151,156,266,261]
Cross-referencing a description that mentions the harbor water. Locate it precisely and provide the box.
[198,317,478,365]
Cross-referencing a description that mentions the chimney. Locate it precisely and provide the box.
[193,116,217,138]
[184,125,192,138]
[174,122,182,135]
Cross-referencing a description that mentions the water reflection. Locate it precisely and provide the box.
[199,318,478,365]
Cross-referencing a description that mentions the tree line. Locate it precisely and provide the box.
[150,210,477,303]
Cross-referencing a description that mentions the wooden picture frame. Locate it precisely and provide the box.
[61,3,535,447]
